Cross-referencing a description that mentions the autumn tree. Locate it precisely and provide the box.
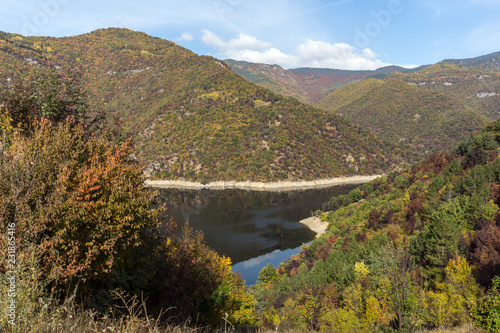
[0,75,256,327]
[0,68,90,134]
[0,117,161,305]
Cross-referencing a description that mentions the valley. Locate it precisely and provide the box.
[0,28,416,182]
[2,25,500,333]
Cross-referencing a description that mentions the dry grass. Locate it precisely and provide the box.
[0,246,486,333]
[0,288,237,333]
[0,245,183,333]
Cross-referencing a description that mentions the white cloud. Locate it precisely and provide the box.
[202,30,272,50]
[226,48,297,67]
[202,30,392,70]
[297,40,353,61]
[178,32,194,42]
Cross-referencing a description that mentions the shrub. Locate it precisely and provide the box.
[471,276,500,332]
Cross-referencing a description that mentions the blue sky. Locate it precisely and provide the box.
[1,0,499,70]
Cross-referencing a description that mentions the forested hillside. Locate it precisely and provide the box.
[225,59,419,104]
[393,62,500,120]
[0,73,259,331]
[442,51,500,72]
[252,120,500,332]
[227,58,498,156]
[0,28,416,182]
[225,53,500,110]
[315,77,487,153]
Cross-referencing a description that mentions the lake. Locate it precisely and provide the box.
[155,185,356,284]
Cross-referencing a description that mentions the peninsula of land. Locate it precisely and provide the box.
[299,216,329,238]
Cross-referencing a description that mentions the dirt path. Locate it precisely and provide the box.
[145,175,381,192]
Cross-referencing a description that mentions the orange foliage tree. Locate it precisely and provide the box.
[0,118,160,295]
[0,116,257,326]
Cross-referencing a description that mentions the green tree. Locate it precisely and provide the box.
[257,263,279,286]
[471,276,500,332]
[0,68,90,134]
[410,203,465,279]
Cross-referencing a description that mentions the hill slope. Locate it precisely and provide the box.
[442,50,500,72]
[252,120,500,332]
[224,59,419,104]
[392,62,500,120]
[316,77,487,153]
[225,52,500,107]
[0,28,415,181]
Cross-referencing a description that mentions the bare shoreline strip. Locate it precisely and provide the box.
[145,175,381,192]
[299,216,329,238]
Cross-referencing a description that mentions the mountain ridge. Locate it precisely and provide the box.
[224,59,421,104]
[224,53,499,105]
[0,28,415,182]
[315,75,488,153]
[441,50,500,72]
[390,62,500,120]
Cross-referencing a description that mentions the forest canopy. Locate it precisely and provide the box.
[249,120,500,332]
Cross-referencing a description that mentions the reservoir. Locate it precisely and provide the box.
[155,185,356,284]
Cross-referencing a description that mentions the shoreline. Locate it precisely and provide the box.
[145,175,381,192]
[299,216,329,238]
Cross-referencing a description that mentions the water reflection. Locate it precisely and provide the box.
[155,186,356,267]
[233,245,306,285]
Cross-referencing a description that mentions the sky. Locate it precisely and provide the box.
[1,0,499,70]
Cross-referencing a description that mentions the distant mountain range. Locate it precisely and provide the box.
[225,53,500,153]
[225,51,500,107]
[0,28,415,182]
[316,75,487,153]
[392,62,500,120]
[224,59,423,104]
[441,50,500,72]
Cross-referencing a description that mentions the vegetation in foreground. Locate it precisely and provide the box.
[0,72,257,332]
[251,121,500,332]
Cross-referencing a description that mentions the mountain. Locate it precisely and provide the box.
[315,76,487,153]
[253,119,500,332]
[441,50,500,72]
[315,61,500,153]
[224,59,420,104]
[391,62,500,120]
[0,28,416,182]
[225,52,500,107]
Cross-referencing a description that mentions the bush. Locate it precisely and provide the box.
[471,276,500,332]
[0,117,256,329]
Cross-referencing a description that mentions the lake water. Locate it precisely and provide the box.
[155,185,356,285]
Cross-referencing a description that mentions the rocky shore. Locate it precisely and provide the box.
[145,175,380,192]
[299,216,329,238]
